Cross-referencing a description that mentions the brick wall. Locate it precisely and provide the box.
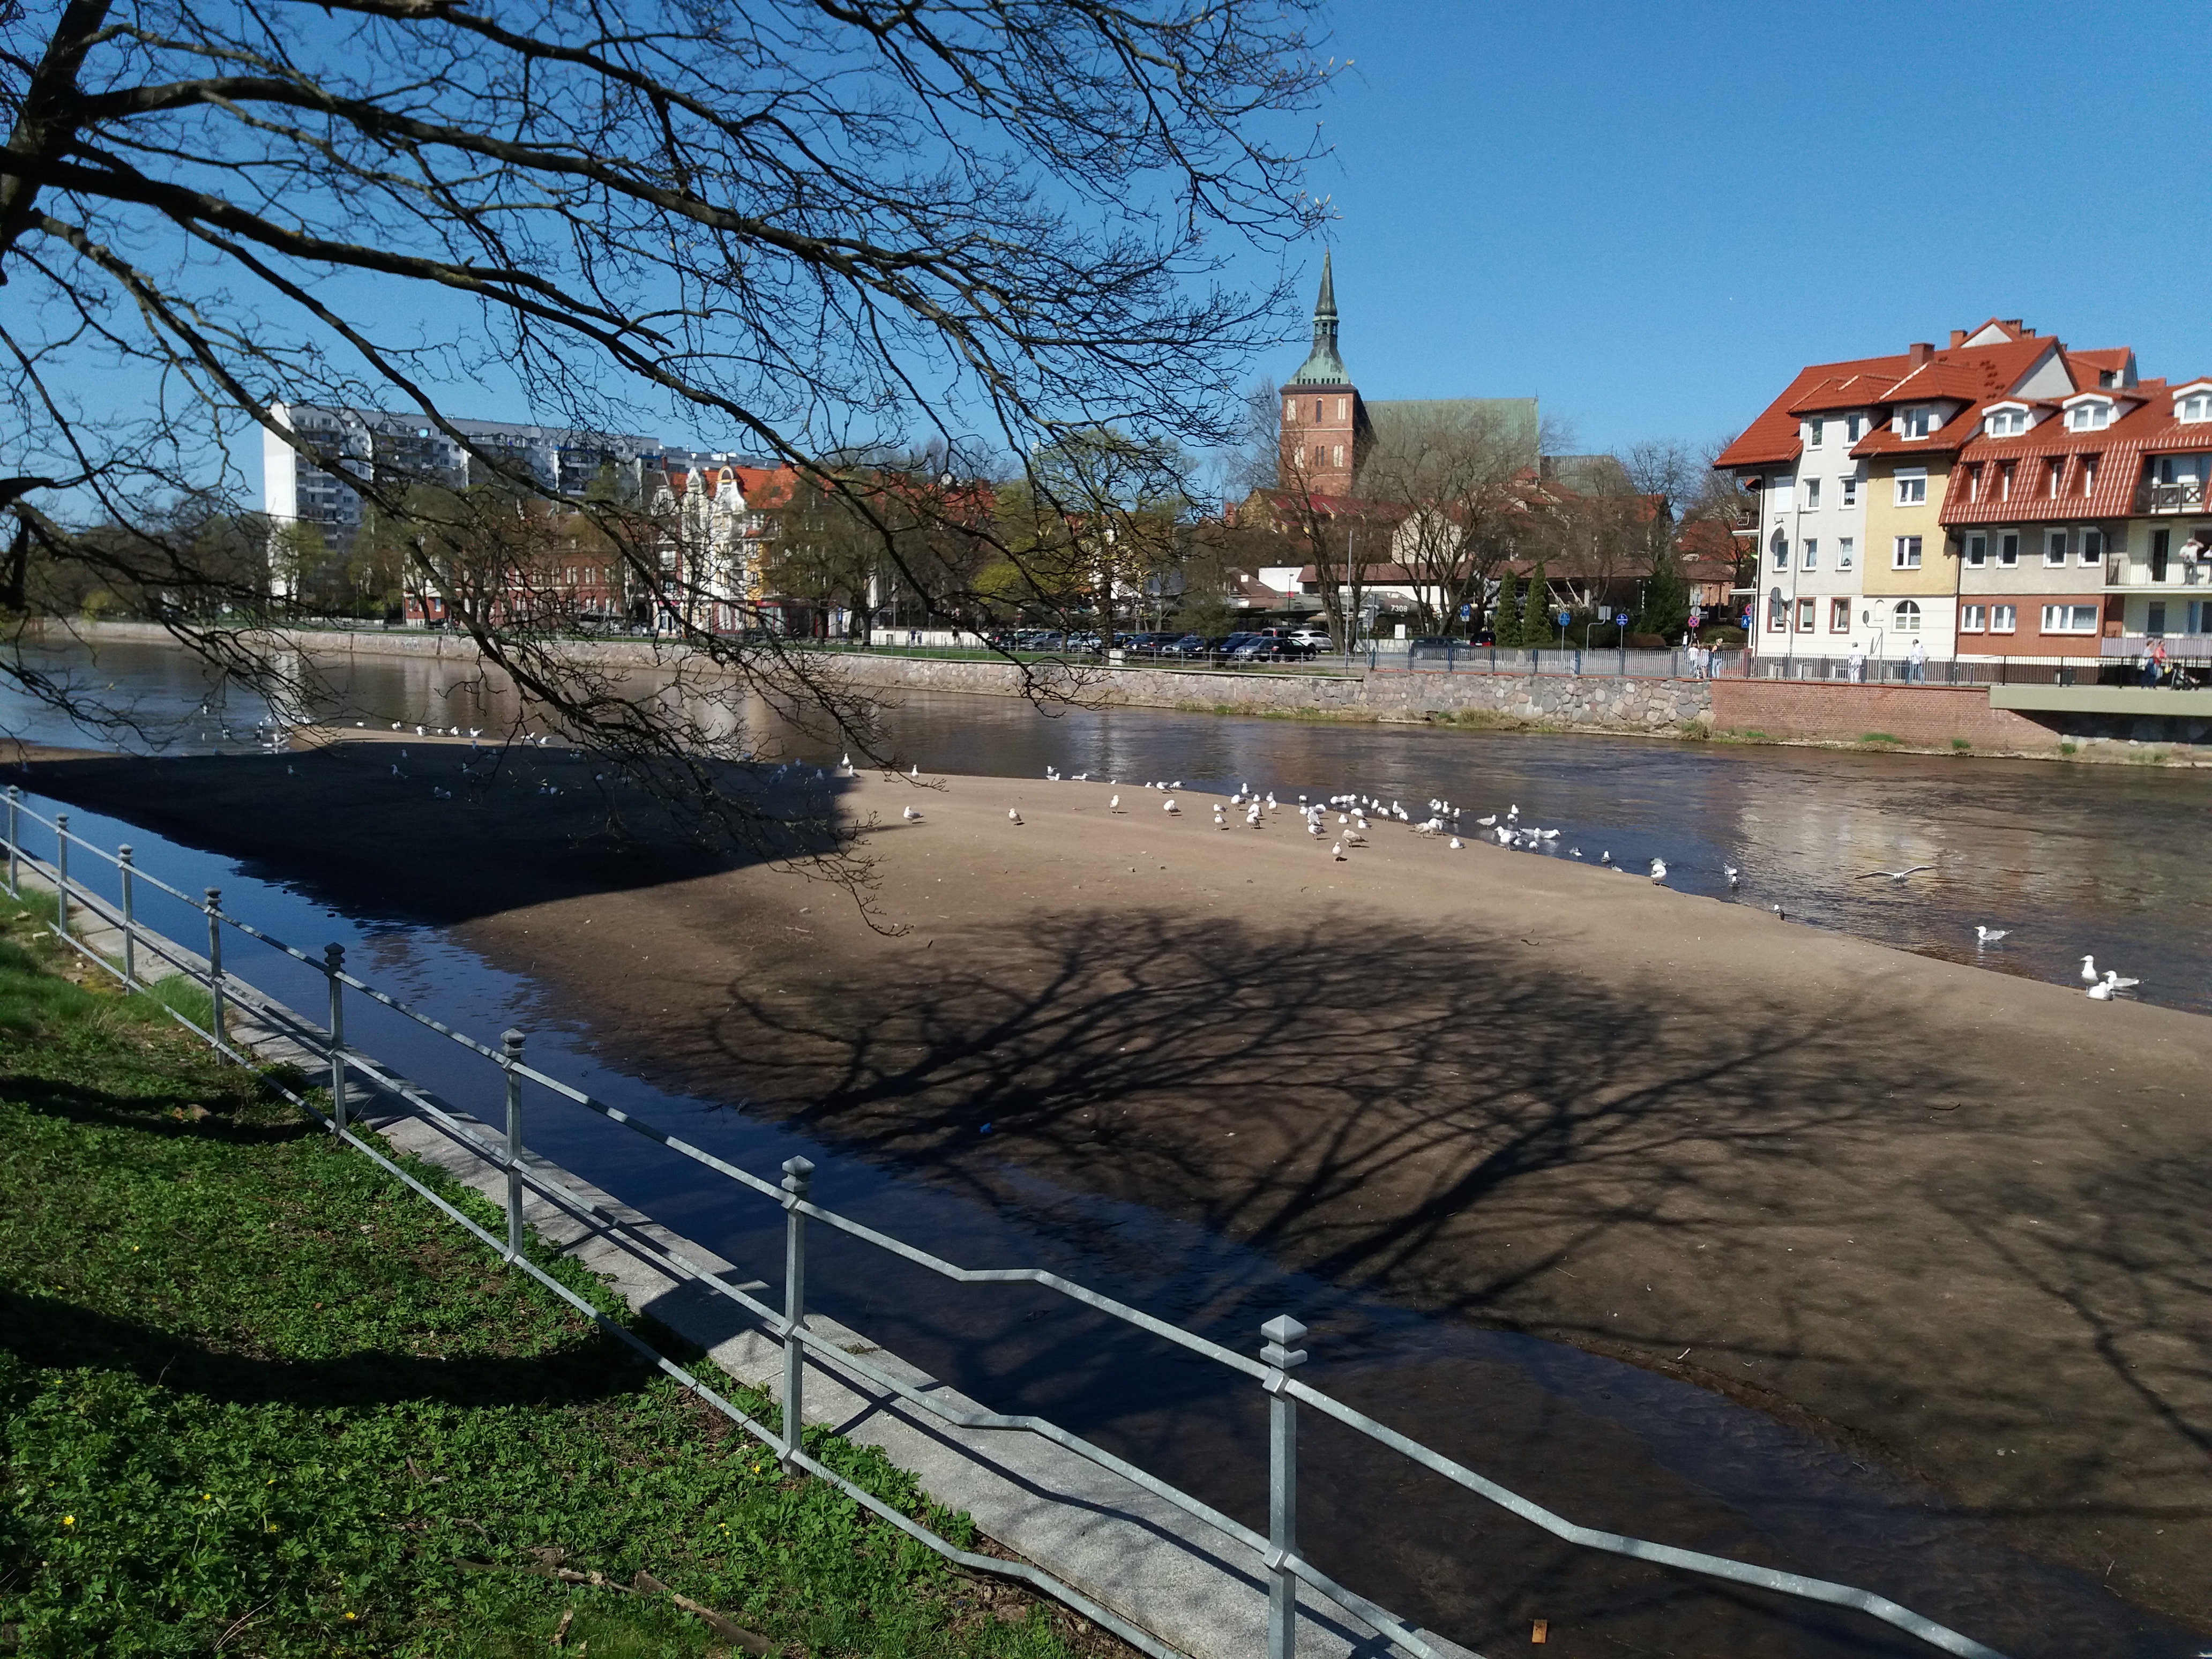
[1709,679,2062,753]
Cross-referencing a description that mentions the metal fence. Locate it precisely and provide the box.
[1736,653,2115,686]
[1,787,2011,1659]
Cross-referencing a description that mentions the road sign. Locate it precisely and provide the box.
[1557,609,1571,626]
[1459,603,1473,620]
[1616,611,1630,626]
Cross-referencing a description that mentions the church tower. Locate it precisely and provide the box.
[1279,251,1370,496]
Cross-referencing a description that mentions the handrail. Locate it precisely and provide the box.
[0,791,2014,1659]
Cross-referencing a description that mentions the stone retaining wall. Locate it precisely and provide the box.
[1708,678,2212,764]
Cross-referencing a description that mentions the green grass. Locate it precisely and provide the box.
[1949,738,1972,752]
[0,915,1108,1658]
[2060,741,2080,756]
[1859,732,1903,745]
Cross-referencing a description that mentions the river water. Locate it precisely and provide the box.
[5,637,2208,1655]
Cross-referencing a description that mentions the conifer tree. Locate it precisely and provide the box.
[1520,560,1553,647]
[1491,569,1519,645]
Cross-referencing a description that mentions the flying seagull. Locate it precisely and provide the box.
[1858,866,1934,882]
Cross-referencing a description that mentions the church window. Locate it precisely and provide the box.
[1284,399,1296,423]
[1314,399,1323,423]
[1336,398,1349,421]
[1333,445,1344,469]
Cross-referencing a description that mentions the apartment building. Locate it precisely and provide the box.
[261,401,676,554]
[1718,320,2088,662]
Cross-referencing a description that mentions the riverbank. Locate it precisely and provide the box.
[0,899,1114,1658]
[17,735,2211,1640]
[69,616,2212,764]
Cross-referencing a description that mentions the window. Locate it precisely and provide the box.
[1314,399,1324,422]
[2082,528,2103,564]
[1771,530,1789,570]
[2081,457,2097,497]
[2153,527,2171,581]
[1332,445,1344,469]
[1966,534,1986,566]
[1802,538,1818,570]
[1894,470,1927,505]
[1840,476,1858,507]
[2148,601,2167,635]
[1902,407,1934,438]
[1809,418,1825,447]
[1830,597,1851,631]
[2040,604,2099,633]
[2000,460,2015,499]
[2180,394,2212,423]
[1838,536,1855,568]
[1991,604,2017,633]
[1892,535,1923,569]
[1767,588,1787,631]
[1336,398,1349,421]
[1803,477,1821,509]
[1986,408,2027,437]
[1797,597,1816,632]
[2068,402,2110,431]
[1894,600,1922,631]
[1999,532,2020,566]
[1961,604,1987,631]
[2045,530,2068,566]
[1771,476,1795,512]
[2046,459,2064,498]
[1845,414,1864,441]
[1284,399,1296,422]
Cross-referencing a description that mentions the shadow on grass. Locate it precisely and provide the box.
[2,1071,322,1145]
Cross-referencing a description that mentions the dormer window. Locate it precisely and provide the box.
[1901,407,1934,438]
[2068,401,2111,431]
[1985,408,2028,437]
[2179,394,2212,424]
[1808,418,1825,447]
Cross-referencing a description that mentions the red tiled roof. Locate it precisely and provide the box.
[1937,376,2212,524]
[1716,352,1921,470]
[1784,371,1902,417]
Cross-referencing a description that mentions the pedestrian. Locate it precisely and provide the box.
[1907,638,1926,684]
[1847,642,1865,683]
[2146,635,2169,687]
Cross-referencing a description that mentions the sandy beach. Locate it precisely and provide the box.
[24,735,2212,1635]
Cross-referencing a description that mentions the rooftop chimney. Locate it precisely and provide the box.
[1949,329,1967,348]
[1909,341,1933,365]
[2002,318,2025,335]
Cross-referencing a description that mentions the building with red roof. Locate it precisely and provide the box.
[1713,318,2209,667]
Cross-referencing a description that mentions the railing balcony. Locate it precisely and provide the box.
[1733,506,1759,532]
[2106,556,2210,588]
[2136,479,2208,514]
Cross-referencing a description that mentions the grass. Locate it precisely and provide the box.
[1950,738,1972,752]
[2061,741,2080,756]
[0,910,1114,1658]
[1859,732,1903,745]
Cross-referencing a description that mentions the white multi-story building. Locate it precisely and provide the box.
[260,400,686,552]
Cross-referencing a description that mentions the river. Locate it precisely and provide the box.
[4,635,2207,1656]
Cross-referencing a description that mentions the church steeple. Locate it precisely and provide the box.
[1288,250,1349,387]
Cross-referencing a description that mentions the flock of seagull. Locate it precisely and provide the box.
[999,766,2143,1003]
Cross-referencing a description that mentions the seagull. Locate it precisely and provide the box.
[1448,836,1463,849]
[2102,968,2141,992]
[1772,904,1786,920]
[1568,848,1582,858]
[1495,826,1511,846]
[902,806,921,821]
[1475,814,1497,827]
[1649,857,1668,881]
[1975,926,2008,945]
[1308,821,1322,838]
[1109,794,1122,812]
[1858,865,1934,883]
[1007,808,1022,824]
[1331,842,1346,861]
[1164,798,1179,814]
[2087,980,2115,1001]
[1724,863,1740,888]
[2080,955,2100,984]
[910,763,921,779]
[1600,850,1612,865]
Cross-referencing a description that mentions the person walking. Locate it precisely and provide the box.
[1847,642,1866,683]
[1907,638,1926,684]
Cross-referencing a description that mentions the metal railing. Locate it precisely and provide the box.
[1737,652,2128,686]
[0,788,2011,1659]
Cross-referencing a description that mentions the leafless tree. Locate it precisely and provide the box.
[0,0,1333,865]
[1362,407,1537,637]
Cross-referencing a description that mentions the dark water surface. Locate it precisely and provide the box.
[6,640,2209,1655]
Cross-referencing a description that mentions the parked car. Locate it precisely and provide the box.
[1153,633,1211,659]
[1121,631,1182,657]
[1217,632,1262,659]
[1232,636,1318,662]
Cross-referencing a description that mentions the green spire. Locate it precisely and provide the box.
[1288,250,1349,387]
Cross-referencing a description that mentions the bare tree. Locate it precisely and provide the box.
[1362,408,1538,638]
[0,0,1332,858]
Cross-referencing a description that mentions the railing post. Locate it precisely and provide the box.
[1261,1313,1309,1659]
[502,1028,527,1260]
[324,945,347,1134]
[5,785,18,897]
[780,1154,815,1474]
[204,887,225,1050]
[54,812,68,936]
[118,846,137,986]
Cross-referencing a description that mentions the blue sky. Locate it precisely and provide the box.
[1280,1,2212,456]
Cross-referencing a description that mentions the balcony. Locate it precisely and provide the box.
[2136,479,2208,514]
[2106,556,2209,589]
